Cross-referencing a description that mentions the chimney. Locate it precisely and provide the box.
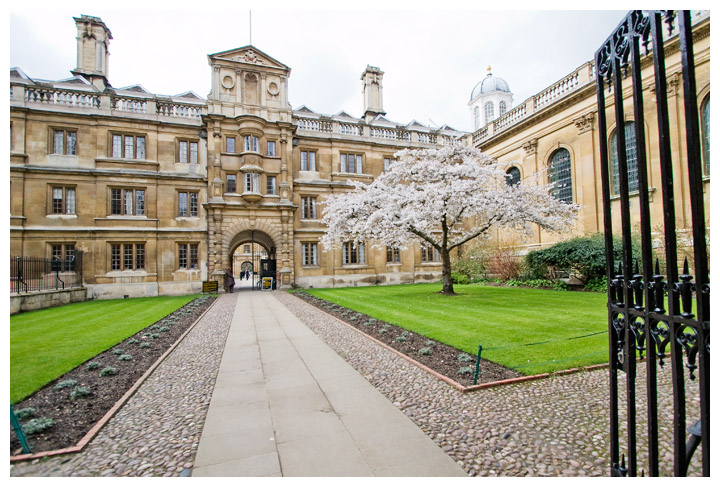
[71,15,112,90]
[361,65,385,122]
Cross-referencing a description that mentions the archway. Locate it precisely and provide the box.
[228,229,277,290]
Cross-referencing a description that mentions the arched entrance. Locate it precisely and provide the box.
[228,230,277,290]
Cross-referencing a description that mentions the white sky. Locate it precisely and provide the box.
[8,1,635,132]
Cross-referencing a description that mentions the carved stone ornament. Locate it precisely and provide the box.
[522,139,538,155]
[574,113,595,135]
[234,50,265,65]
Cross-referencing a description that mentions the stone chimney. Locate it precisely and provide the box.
[71,15,112,90]
[361,65,385,122]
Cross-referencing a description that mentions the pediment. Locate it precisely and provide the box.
[209,45,290,72]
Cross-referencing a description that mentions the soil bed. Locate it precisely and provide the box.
[10,295,216,456]
[292,291,522,387]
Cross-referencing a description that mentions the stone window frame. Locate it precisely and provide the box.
[226,136,236,154]
[48,184,77,215]
[266,175,277,195]
[177,190,199,217]
[609,122,639,196]
[49,127,77,156]
[340,152,363,174]
[109,187,146,216]
[301,242,319,267]
[49,242,76,271]
[177,138,199,164]
[109,242,145,271]
[301,195,317,220]
[548,148,573,204]
[109,132,146,160]
[226,173,238,194]
[300,150,317,171]
[342,241,365,265]
[243,135,260,153]
[420,243,440,263]
[267,140,277,157]
[177,242,199,269]
[386,246,401,264]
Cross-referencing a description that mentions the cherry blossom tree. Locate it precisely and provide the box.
[320,145,578,295]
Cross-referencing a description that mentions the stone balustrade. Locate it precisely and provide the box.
[25,86,100,108]
[112,96,148,114]
[296,117,459,146]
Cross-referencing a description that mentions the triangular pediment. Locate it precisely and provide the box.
[294,105,317,115]
[174,91,205,100]
[209,45,290,72]
[117,84,151,93]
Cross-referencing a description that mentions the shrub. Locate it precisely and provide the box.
[524,234,640,283]
[151,333,160,339]
[140,342,151,348]
[418,347,433,356]
[451,272,469,285]
[118,354,132,361]
[584,276,607,292]
[395,335,408,343]
[22,417,55,435]
[70,386,91,400]
[54,379,77,390]
[14,407,36,420]
[86,361,101,370]
[100,366,118,377]
[112,348,124,355]
[458,366,474,375]
[458,353,474,363]
[452,247,488,282]
[425,340,436,347]
[159,326,170,332]
[128,338,140,345]
[378,327,389,335]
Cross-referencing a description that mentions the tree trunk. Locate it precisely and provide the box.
[440,247,455,295]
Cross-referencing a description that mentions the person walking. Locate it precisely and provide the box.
[224,268,235,293]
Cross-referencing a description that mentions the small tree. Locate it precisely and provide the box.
[321,145,578,294]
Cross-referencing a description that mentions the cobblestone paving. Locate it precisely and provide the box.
[274,292,703,477]
[10,294,236,477]
[11,291,702,477]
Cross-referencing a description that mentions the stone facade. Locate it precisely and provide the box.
[9,13,710,298]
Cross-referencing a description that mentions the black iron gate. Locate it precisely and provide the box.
[595,10,709,476]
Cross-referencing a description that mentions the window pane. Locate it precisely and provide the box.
[111,189,122,214]
[112,135,123,158]
[227,137,235,153]
[190,244,198,268]
[65,188,76,214]
[124,189,133,215]
[702,97,710,175]
[178,244,187,268]
[178,192,188,217]
[179,141,188,163]
[484,102,494,122]
[66,132,76,155]
[227,174,236,193]
[124,245,134,270]
[267,176,276,195]
[244,136,251,151]
[52,188,63,213]
[610,123,639,194]
[135,190,145,215]
[341,153,347,173]
[125,136,134,159]
[53,131,64,154]
[136,137,146,160]
[190,192,198,216]
[252,137,259,152]
[136,244,145,269]
[301,151,308,170]
[505,167,521,186]
[267,141,275,157]
[190,142,198,164]
[356,155,362,173]
[111,244,121,270]
[309,152,316,171]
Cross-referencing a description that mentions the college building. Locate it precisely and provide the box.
[9,12,710,299]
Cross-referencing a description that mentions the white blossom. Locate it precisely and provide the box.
[321,145,578,293]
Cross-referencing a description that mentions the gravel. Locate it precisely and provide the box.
[11,290,703,477]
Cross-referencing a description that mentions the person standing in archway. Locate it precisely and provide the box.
[224,267,235,293]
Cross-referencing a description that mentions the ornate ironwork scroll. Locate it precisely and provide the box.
[595,10,710,477]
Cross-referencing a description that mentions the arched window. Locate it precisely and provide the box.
[549,148,572,203]
[701,95,710,176]
[610,122,639,194]
[484,101,494,123]
[499,101,507,116]
[505,166,521,186]
[474,106,480,130]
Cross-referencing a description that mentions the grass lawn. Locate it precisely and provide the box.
[10,294,201,403]
[302,283,609,375]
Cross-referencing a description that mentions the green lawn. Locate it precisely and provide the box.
[302,283,609,375]
[10,294,201,403]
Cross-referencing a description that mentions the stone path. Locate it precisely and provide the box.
[11,290,703,477]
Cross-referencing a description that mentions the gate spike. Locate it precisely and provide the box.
[682,256,689,275]
[655,258,661,275]
[634,259,640,275]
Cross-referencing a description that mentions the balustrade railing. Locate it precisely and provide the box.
[25,87,99,108]
[296,118,333,133]
[534,71,581,109]
[112,97,148,114]
[493,103,528,131]
[156,101,202,119]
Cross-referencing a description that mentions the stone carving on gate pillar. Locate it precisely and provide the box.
[573,112,596,135]
[522,138,538,155]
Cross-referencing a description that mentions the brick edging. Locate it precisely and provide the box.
[10,296,220,463]
[285,292,611,393]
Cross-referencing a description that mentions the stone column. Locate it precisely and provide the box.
[573,112,600,232]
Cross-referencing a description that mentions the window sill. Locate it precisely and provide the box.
[176,216,200,221]
[419,262,442,266]
[106,269,149,276]
[332,172,372,178]
[46,214,77,219]
[265,194,280,198]
[337,264,369,269]
[302,265,320,269]
[386,262,402,266]
[176,267,200,272]
[609,187,655,201]
[103,215,151,220]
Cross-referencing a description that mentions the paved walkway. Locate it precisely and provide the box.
[191,291,465,477]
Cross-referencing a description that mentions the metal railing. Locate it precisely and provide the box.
[10,251,83,293]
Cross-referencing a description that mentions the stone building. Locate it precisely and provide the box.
[9,12,710,298]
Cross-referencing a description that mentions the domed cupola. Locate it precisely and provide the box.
[468,66,514,131]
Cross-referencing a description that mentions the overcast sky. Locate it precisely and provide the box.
[9,3,631,132]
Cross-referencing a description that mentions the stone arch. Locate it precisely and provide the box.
[220,217,282,268]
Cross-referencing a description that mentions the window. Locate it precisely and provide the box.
[484,102,494,123]
[110,243,145,270]
[267,141,276,157]
[343,242,365,265]
[610,122,639,194]
[52,129,77,155]
[244,244,251,253]
[549,149,573,203]
[226,174,237,193]
[301,196,317,219]
[302,243,318,266]
[111,188,145,215]
[386,246,400,264]
[505,167,521,187]
[301,151,316,171]
[474,106,480,130]
[499,101,507,116]
[51,186,76,214]
[178,243,199,269]
[340,153,363,173]
[112,134,146,159]
[244,173,260,193]
[51,243,76,271]
[226,137,236,153]
[178,140,199,163]
[243,135,259,152]
[702,95,710,176]
[421,243,440,263]
[266,176,277,195]
[178,191,199,217]
[384,157,393,172]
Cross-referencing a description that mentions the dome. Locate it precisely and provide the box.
[470,72,511,101]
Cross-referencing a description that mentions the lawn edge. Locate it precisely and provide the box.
[10,295,219,463]
[285,291,611,393]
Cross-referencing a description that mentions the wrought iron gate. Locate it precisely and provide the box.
[595,10,709,476]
